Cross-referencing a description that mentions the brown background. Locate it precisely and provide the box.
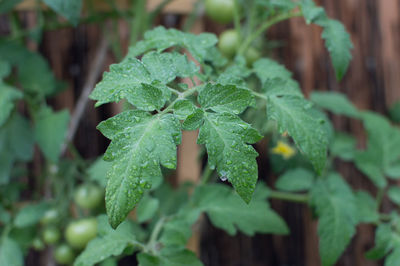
[4,0,400,265]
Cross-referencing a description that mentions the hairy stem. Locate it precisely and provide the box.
[268,190,309,203]
[146,216,167,254]
[200,163,214,185]
[238,10,303,55]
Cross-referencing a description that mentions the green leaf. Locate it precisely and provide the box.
[263,78,302,98]
[0,206,11,224]
[129,26,217,62]
[88,158,112,187]
[300,0,326,24]
[267,95,329,174]
[193,184,289,236]
[275,168,314,192]
[366,223,393,259]
[136,194,159,223]
[97,110,181,229]
[319,19,353,80]
[14,202,50,228]
[355,112,400,187]
[0,83,23,127]
[0,0,23,14]
[389,100,400,123]
[0,60,11,78]
[43,0,82,26]
[385,247,400,266]
[74,216,136,266]
[198,83,255,114]
[354,190,379,224]
[388,187,400,205]
[0,237,23,266]
[330,132,356,161]
[90,52,197,109]
[310,173,357,266]
[0,113,34,184]
[253,58,292,85]
[310,91,360,118]
[34,107,70,163]
[198,113,262,202]
[137,249,203,266]
[173,100,197,120]
[0,40,58,96]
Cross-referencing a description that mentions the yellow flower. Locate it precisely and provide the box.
[271,141,296,159]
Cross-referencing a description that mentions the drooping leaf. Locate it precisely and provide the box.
[0,237,23,266]
[90,52,197,109]
[300,0,326,24]
[43,0,82,26]
[267,95,329,174]
[319,18,353,80]
[14,202,50,228]
[310,91,360,118]
[97,110,181,228]
[34,107,69,163]
[198,83,255,115]
[310,173,357,266]
[0,83,22,127]
[75,215,137,266]
[192,184,288,236]
[128,26,218,62]
[275,168,314,192]
[197,113,262,202]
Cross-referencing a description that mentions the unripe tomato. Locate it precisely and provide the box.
[205,0,235,24]
[74,184,104,210]
[32,237,45,251]
[54,244,75,265]
[65,218,98,249]
[42,227,61,245]
[40,208,59,225]
[245,47,261,66]
[218,29,240,58]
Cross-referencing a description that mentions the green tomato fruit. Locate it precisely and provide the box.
[65,218,98,249]
[245,47,261,66]
[205,0,235,24]
[40,208,59,225]
[218,29,240,58]
[54,244,75,265]
[32,237,45,251]
[42,227,61,245]
[74,184,104,210]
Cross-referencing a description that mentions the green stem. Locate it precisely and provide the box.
[146,216,167,253]
[233,0,241,36]
[238,10,302,55]
[376,188,385,210]
[159,85,199,115]
[251,91,268,100]
[268,190,309,203]
[200,163,214,185]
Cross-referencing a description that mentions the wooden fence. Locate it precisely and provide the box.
[7,0,400,265]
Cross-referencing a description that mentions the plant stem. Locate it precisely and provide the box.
[200,163,214,185]
[251,91,268,100]
[146,216,167,253]
[233,0,241,36]
[268,190,309,203]
[238,10,302,55]
[376,188,385,211]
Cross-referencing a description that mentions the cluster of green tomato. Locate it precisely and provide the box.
[205,0,261,65]
[31,184,103,265]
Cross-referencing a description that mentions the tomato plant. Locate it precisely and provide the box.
[0,0,399,266]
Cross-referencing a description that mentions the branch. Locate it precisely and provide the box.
[61,36,109,155]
